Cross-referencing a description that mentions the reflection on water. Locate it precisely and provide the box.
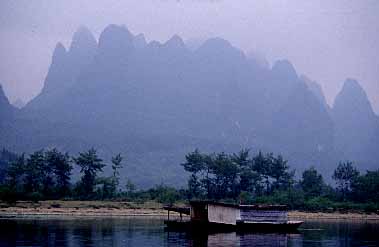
[171,231,302,247]
[0,217,378,246]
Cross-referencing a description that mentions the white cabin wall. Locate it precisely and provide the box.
[207,204,238,225]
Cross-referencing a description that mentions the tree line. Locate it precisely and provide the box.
[0,148,127,201]
[182,149,379,211]
[1,147,378,212]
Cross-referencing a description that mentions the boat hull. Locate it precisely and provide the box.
[164,220,303,233]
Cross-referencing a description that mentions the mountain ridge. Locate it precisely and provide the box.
[2,25,378,187]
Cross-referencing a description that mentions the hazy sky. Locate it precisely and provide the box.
[0,0,378,113]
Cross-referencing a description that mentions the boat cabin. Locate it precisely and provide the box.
[190,201,240,225]
[239,205,288,223]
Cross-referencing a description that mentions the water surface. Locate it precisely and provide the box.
[0,217,378,246]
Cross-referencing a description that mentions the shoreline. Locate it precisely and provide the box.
[1,201,379,220]
[288,211,379,221]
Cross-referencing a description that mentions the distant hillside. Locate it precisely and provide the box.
[332,79,379,170]
[0,84,16,124]
[1,25,378,187]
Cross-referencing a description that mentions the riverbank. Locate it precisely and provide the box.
[289,211,379,221]
[0,200,168,217]
[1,200,379,220]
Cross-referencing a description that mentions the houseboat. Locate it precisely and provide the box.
[164,201,303,232]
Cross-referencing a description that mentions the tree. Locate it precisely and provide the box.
[333,161,359,201]
[0,149,18,183]
[270,154,291,190]
[41,158,55,197]
[231,149,260,195]
[231,149,250,168]
[6,154,26,191]
[210,152,239,199]
[110,153,123,196]
[46,149,72,197]
[232,150,249,192]
[24,150,45,194]
[96,177,114,200]
[239,168,261,196]
[111,154,123,182]
[181,149,206,198]
[74,148,105,198]
[200,153,214,198]
[252,152,271,195]
[351,170,379,203]
[182,149,206,174]
[301,167,324,199]
[151,184,180,205]
[125,179,136,197]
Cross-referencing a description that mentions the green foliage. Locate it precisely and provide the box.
[251,189,305,209]
[74,148,106,198]
[125,179,136,197]
[187,174,202,198]
[1,146,379,214]
[333,161,360,201]
[26,191,43,203]
[303,197,334,211]
[301,167,325,199]
[238,191,253,204]
[181,149,207,198]
[351,170,379,203]
[233,149,259,194]
[111,154,123,184]
[252,151,270,194]
[0,148,133,201]
[287,187,306,209]
[147,185,180,205]
[239,169,261,195]
[24,150,46,193]
[46,149,72,197]
[269,154,292,190]
[106,153,124,198]
[0,149,18,183]
[96,177,115,200]
[210,152,239,199]
[182,149,293,200]
[180,149,379,212]
[182,149,206,174]
[6,154,26,191]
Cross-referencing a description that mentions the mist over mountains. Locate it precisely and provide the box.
[1,25,378,187]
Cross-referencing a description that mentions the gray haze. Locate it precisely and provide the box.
[0,0,378,113]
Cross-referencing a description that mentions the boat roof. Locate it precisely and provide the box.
[190,201,288,210]
[239,204,288,210]
[190,200,239,208]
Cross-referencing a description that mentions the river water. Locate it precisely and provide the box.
[0,217,378,246]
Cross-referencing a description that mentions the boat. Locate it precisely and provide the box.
[164,201,303,233]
